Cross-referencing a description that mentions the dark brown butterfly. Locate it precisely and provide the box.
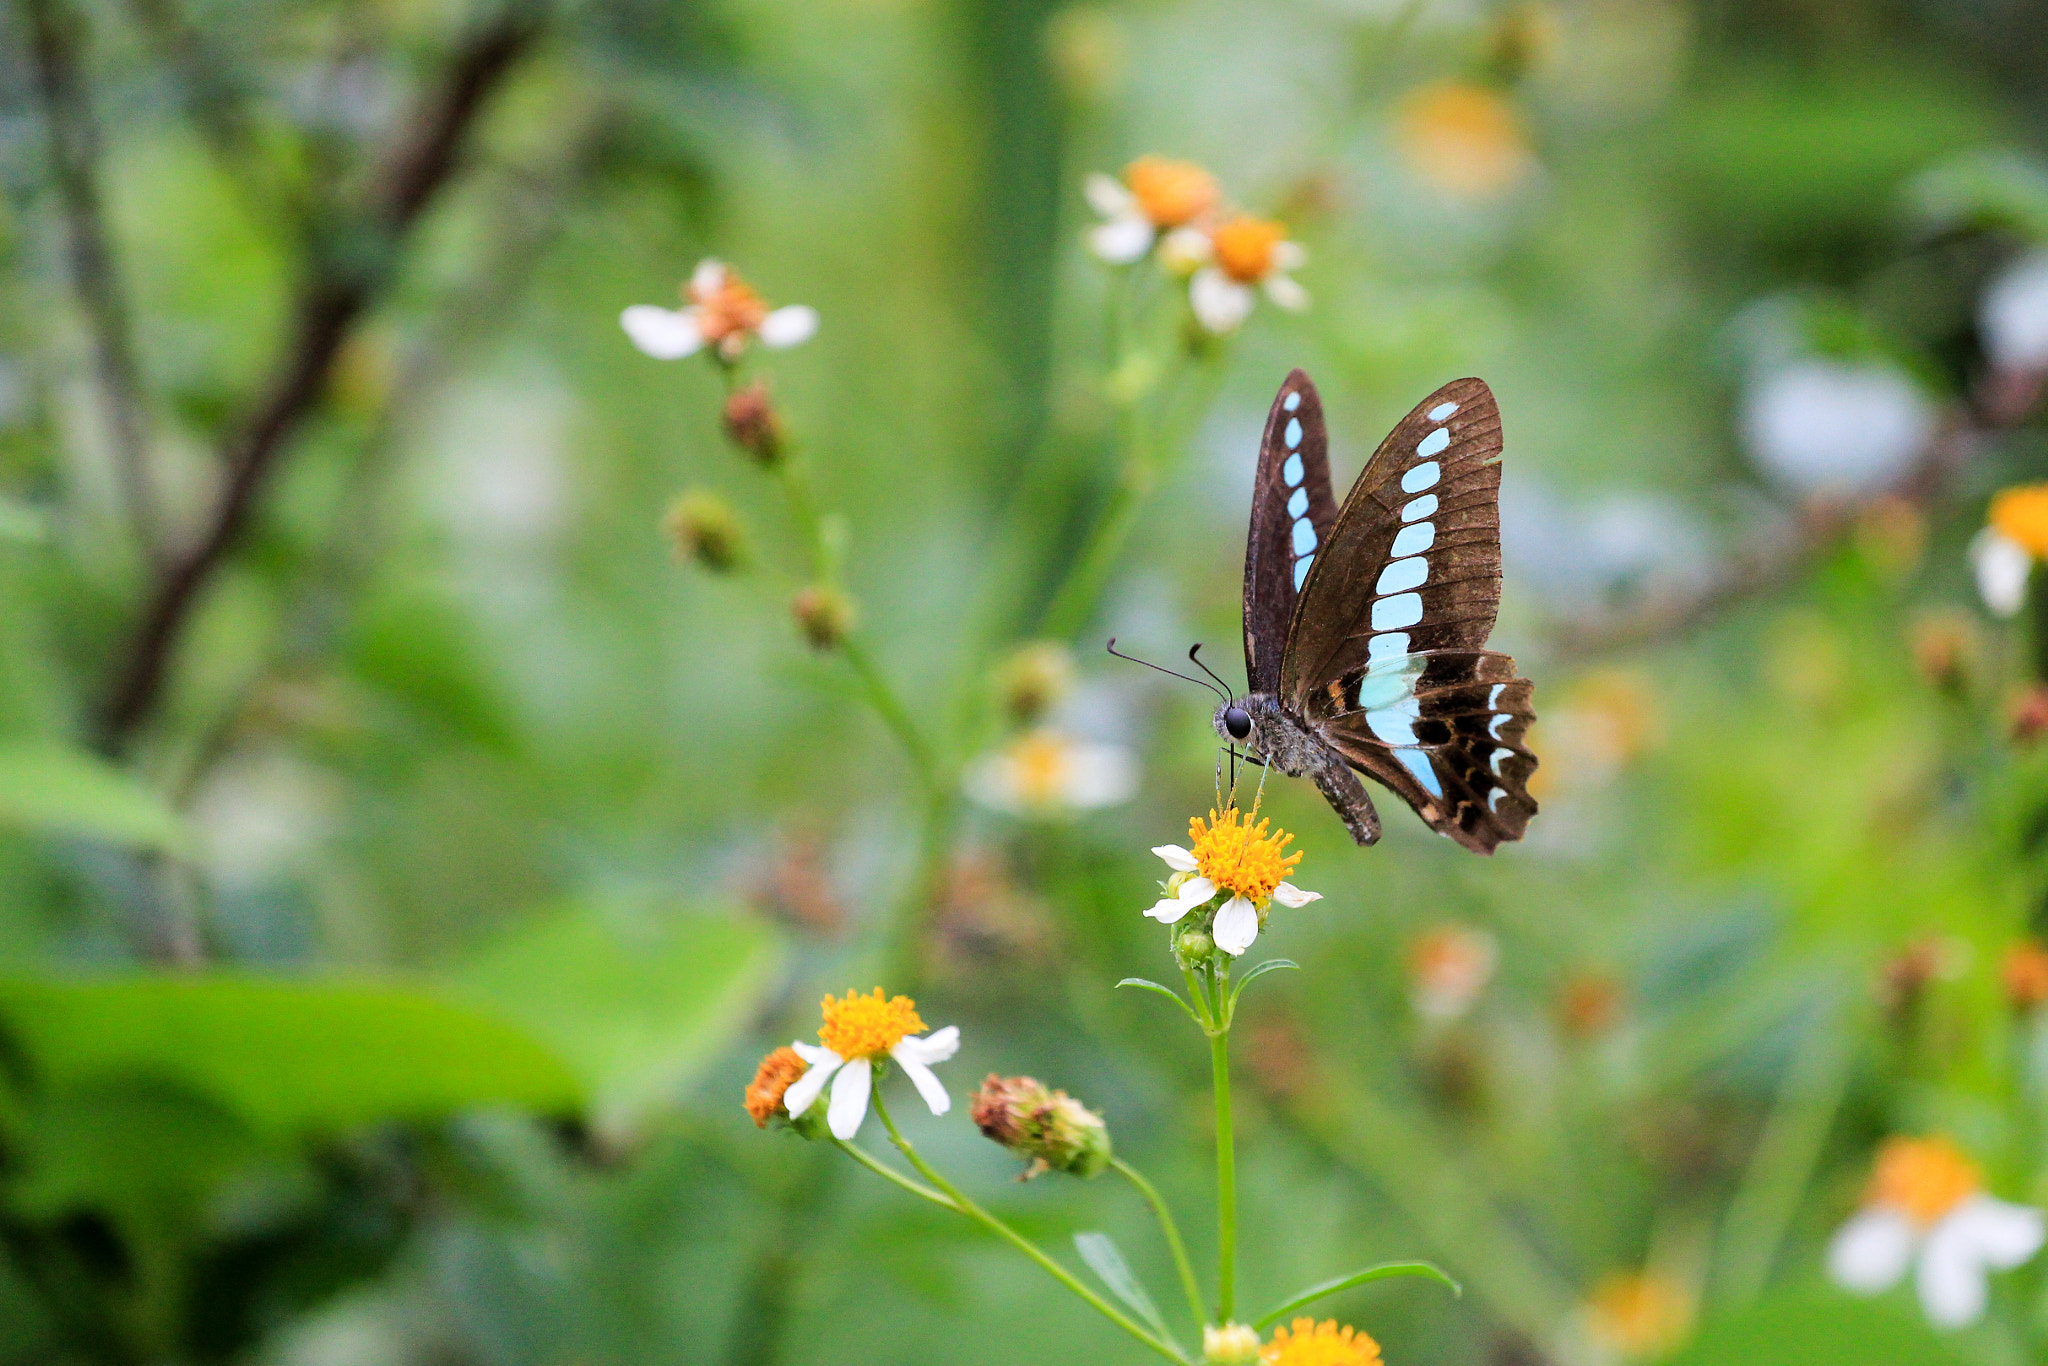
[1212,370,1538,853]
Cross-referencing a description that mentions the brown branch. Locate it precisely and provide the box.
[95,4,544,750]
[24,0,158,558]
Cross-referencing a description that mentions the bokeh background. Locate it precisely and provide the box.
[6,0,2048,1362]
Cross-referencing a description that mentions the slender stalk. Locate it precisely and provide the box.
[840,636,943,798]
[1113,1156,1208,1335]
[870,1091,1190,1365]
[832,1138,957,1210]
[1211,997,1238,1323]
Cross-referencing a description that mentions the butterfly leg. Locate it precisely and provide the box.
[1308,749,1381,846]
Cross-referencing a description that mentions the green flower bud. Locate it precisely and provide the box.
[969,1074,1112,1179]
[791,585,856,650]
[663,490,746,572]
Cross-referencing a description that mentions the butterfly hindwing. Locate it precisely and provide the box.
[1242,369,1340,696]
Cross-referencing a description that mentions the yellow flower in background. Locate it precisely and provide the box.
[1259,1318,1382,1366]
[965,728,1138,815]
[1178,214,1309,333]
[621,259,818,362]
[1827,1135,2045,1328]
[1585,1270,1693,1359]
[1148,804,1320,956]
[1397,81,1535,198]
[1085,156,1220,263]
[783,988,960,1140]
[1971,483,2048,616]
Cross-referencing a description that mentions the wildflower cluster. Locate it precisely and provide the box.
[1149,802,1320,957]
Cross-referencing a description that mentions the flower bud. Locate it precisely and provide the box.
[791,585,855,650]
[996,641,1074,724]
[969,1074,1112,1179]
[663,490,746,572]
[723,379,785,466]
[2012,684,2048,746]
[1175,927,1214,964]
[1201,1323,1261,1364]
[745,1046,809,1130]
[1908,610,1977,696]
[2005,940,2048,1015]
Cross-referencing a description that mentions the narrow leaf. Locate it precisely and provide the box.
[1115,977,1203,1025]
[1253,1261,1462,1330]
[0,742,187,852]
[1228,958,1299,1012]
[1075,1231,1176,1346]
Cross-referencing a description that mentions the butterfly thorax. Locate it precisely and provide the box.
[1213,694,1328,778]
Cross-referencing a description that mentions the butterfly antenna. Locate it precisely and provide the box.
[1186,644,1235,698]
[1106,638,1228,703]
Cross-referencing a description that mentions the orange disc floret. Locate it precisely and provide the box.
[1125,156,1218,228]
[1869,1135,1979,1226]
[819,987,925,1060]
[1991,484,2048,557]
[745,1046,808,1127]
[1586,1271,1693,1357]
[1210,217,1287,284]
[2005,940,2048,1012]
[689,268,772,343]
[1260,1318,1382,1366]
[1189,804,1302,903]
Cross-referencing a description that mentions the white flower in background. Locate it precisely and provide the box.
[1982,251,2048,373]
[1740,359,1934,498]
[1181,216,1309,334]
[1828,1136,2044,1329]
[782,989,959,1141]
[621,259,818,362]
[1969,484,2048,617]
[1084,156,1219,264]
[1407,925,1497,1021]
[1145,806,1319,957]
[965,728,1137,815]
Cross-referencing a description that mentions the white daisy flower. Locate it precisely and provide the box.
[1407,925,1497,1022]
[781,988,959,1142]
[1971,485,2048,618]
[1827,1136,2045,1329]
[621,259,818,363]
[1083,157,1219,264]
[964,728,1138,816]
[1180,216,1308,335]
[1143,806,1320,958]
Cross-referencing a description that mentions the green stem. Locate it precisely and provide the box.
[1211,964,1238,1323]
[1040,467,1149,640]
[1114,1156,1209,1335]
[869,1091,1190,1365]
[840,635,943,799]
[832,1138,957,1210]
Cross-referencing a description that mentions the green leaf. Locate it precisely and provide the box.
[1227,958,1299,1014]
[1114,977,1204,1027]
[0,976,581,1135]
[1662,1288,1967,1366]
[1074,1231,1176,1348]
[0,741,186,851]
[446,896,784,1139]
[1252,1261,1462,1330]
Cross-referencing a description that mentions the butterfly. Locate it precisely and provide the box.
[1211,370,1538,853]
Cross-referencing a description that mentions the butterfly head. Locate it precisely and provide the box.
[1216,701,1254,742]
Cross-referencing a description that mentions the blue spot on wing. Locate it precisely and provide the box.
[1283,453,1304,487]
[1285,417,1303,448]
[1292,556,1312,589]
[1396,748,1443,798]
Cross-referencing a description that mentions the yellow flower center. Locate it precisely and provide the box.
[1210,217,1287,284]
[688,270,772,343]
[1397,81,1533,198]
[818,988,925,1060]
[1990,484,2048,557]
[1259,1318,1381,1366]
[1007,730,1074,807]
[1189,804,1301,903]
[1586,1272,1693,1357]
[745,1046,808,1127]
[1869,1136,1979,1226]
[1126,156,1218,228]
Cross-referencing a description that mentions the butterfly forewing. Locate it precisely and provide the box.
[1242,369,1340,696]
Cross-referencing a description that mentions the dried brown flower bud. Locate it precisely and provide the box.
[745,1046,808,1128]
[791,585,855,650]
[663,490,746,572]
[723,379,785,466]
[1908,611,1977,696]
[1558,971,1622,1040]
[2012,684,2048,746]
[996,641,1075,723]
[2004,940,2048,1014]
[970,1074,1111,1178]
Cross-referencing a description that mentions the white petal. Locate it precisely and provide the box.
[1190,270,1255,334]
[1145,878,1212,923]
[1264,274,1310,312]
[1160,226,1212,271]
[1212,896,1260,956]
[1827,1207,1915,1294]
[1089,214,1154,264]
[1084,172,1135,217]
[781,1049,843,1120]
[1061,742,1139,808]
[1273,240,1308,270]
[1153,845,1198,872]
[620,305,705,359]
[690,258,727,297]
[1919,1211,1992,1328]
[895,1054,951,1116]
[760,304,819,349]
[1147,896,1196,923]
[826,1057,873,1140]
[1971,527,2032,618]
[1270,882,1321,908]
[891,1025,960,1066]
[1947,1195,2045,1270]
[790,1040,832,1064]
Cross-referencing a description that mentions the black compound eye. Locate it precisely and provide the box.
[1224,707,1253,740]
